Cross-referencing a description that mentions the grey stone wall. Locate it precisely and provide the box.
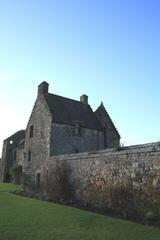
[23,92,108,191]
[24,95,52,187]
[50,123,104,156]
[0,130,25,182]
[105,122,120,148]
[94,104,120,148]
[24,142,160,222]
[16,148,24,166]
[0,141,7,182]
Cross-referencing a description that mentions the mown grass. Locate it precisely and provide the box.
[0,183,160,240]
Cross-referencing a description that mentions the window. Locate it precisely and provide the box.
[74,122,81,136]
[14,151,17,161]
[28,151,31,161]
[29,125,34,138]
[36,173,41,189]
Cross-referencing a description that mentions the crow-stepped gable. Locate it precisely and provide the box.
[2,82,160,223]
[0,81,120,183]
[24,81,120,161]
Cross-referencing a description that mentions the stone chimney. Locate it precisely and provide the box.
[80,94,88,104]
[38,81,49,96]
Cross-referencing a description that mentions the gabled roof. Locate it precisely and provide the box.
[95,102,120,137]
[45,93,103,130]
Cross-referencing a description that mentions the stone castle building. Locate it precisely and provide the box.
[0,81,120,182]
[1,82,160,223]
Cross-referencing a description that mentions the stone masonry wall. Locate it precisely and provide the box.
[36,142,160,222]
[24,95,52,188]
[0,141,7,182]
[50,123,104,156]
[0,130,25,182]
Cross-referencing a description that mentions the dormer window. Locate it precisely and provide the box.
[29,125,34,138]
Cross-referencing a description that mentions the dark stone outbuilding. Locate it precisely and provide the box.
[0,130,25,182]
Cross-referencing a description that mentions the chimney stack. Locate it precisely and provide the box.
[80,94,88,104]
[38,81,49,96]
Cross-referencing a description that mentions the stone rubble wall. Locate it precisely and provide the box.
[41,142,160,220]
[50,123,105,156]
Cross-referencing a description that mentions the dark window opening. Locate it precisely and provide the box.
[28,151,31,161]
[75,149,79,153]
[14,151,17,161]
[29,125,34,138]
[36,173,41,189]
[5,172,10,182]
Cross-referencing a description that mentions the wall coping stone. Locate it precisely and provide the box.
[48,142,160,162]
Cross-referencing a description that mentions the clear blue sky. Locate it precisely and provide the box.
[0,0,160,152]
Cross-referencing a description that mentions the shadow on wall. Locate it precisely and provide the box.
[11,165,23,184]
[43,160,73,201]
[24,165,160,226]
[22,143,160,226]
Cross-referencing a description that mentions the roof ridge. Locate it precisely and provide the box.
[45,93,103,130]
[48,93,85,105]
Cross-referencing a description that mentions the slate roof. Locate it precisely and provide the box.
[45,93,103,130]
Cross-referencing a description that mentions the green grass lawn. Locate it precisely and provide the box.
[0,183,160,240]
